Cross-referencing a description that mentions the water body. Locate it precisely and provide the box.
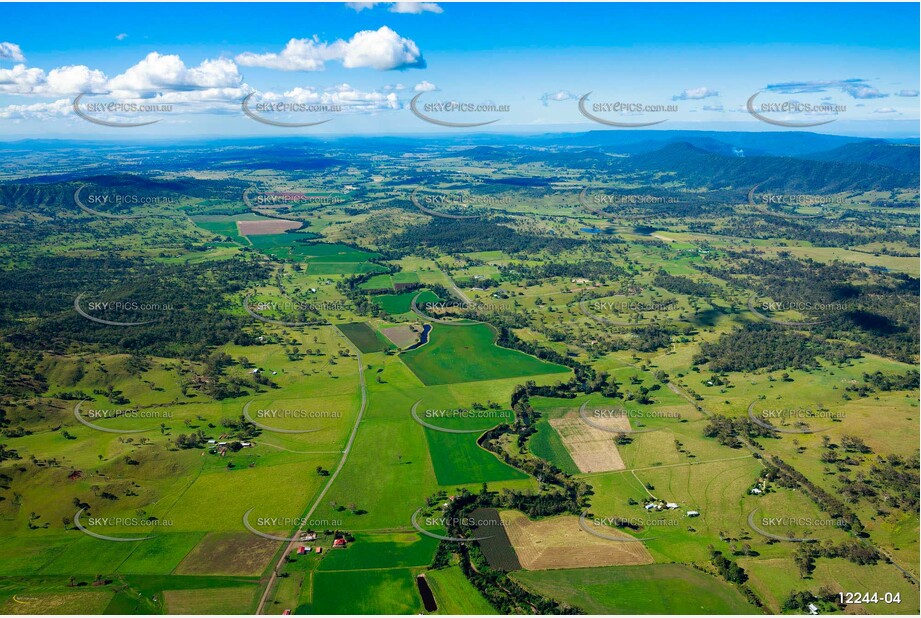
[580,227,602,234]
[416,575,437,612]
[403,323,432,351]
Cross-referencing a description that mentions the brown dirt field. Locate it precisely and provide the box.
[163,586,257,614]
[499,511,653,570]
[237,219,302,236]
[174,532,279,576]
[549,412,629,473]
[380,324,421,348]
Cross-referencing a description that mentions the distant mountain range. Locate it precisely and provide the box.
[802,140,920,173]
[534,129,918,157]
[2,131,917,194]
[455,133,918,194]
[625,142,918,193]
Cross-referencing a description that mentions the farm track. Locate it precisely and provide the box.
[631,470,657,499]
[255,327,369,614]
[579,454,755,478]
[259,442,343,455]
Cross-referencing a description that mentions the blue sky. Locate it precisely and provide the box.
[1,2,918,138]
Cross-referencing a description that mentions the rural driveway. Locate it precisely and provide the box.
[255,327,369,614]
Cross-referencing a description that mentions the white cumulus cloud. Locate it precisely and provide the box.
[390,2,442,14]
[250,83,401,113]
[673,87,719,100]
[539,90,577,106]
[347,2,442,13]
[107,53,242,96]
[236,26,424,72]
[346,2,378,11]
[0,64,46,93]
[0,98,71,120]
[0,42,25,62]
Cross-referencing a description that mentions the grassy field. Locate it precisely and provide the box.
[425,566,497,614]
[337,322,392,353]
[305,568,423,614]
[424,425,527,486]
[528,414,580,475]
[1,138,917,616]
[317,532,438,571]
[374,290,440,315]
[513,564,760,614]
[739,556,921,615]
[415,405,525,486]
[400,323,570,386]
